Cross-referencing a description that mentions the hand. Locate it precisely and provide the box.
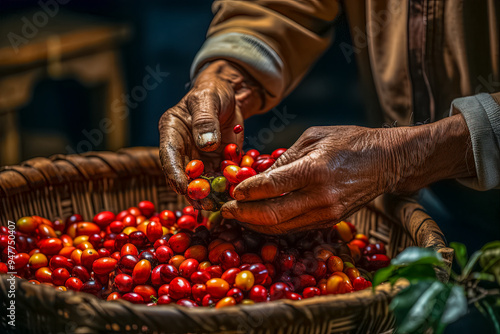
[220,126,390,233]
[221,115,475,234]
[159,60,263,210]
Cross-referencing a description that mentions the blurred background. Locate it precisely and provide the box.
[0,1,499,331]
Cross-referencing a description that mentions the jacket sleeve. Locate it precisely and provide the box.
[190,0,339,113]
[450,92,500,190]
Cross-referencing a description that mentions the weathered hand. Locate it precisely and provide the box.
[221,115,475,234]
[159,60,262,210]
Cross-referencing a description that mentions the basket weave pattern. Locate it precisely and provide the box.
[0,147,453,334]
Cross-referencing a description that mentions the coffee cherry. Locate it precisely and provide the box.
[160,264,178,283]
[169,277,191,299]
[93,257,117,275]
[249,285,268,302]
[132,259,151,284]
[234,270,255,291]
[115,273,134,293]
[52,267,70,286]
[223,144,242,163]
[93,211,115,228]
[211,176,228,193]
[157,295,173,305]
[216,296,236,308]
[219,249,240,270]
[187,179,211,200]
[17,216,38,234]
[134,285,157,302]
[269,282,290,301]
[206,278,230,298]
[221,268,240,285]
[65,277,83,291]
[223,165,241,184]
[236,167,257,183]
[156,246,174,263]
[146,220,163,243]
[271,148,286,160]
[303,287,321,299]
[159,210,176,227]
[179,258,199,278]
[327,255,343,273]
[184,245,208,262]
[192,283,208,303]
[122,292,144,304]
[168,232,191,253]
[233,125,243,134]
[177,215,196,230]
[226,288,244,303]
[185,160,204,179]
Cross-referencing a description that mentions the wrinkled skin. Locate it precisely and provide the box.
[220,126,392,234]
[220,115,475,234]
[159,60,263,210]
[160,61,475,233]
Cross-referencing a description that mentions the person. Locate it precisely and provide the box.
[158,1,500,235]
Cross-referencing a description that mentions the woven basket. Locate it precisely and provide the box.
[0,147,453,334]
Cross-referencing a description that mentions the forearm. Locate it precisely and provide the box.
[192,0,339,112]
[386,114,476,193]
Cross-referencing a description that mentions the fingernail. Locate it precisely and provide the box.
[199,132,216,147]
[234,191,245,201]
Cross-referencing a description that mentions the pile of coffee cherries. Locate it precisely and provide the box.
[0,201,391,308]
[186,126,287,209]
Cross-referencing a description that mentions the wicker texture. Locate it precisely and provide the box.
[0,147,453,334]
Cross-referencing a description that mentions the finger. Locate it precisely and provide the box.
[187,88,233,152]
[221,189,326,225]
[232,157,311,201]
[159,110,190,195]
[270,206,342,234]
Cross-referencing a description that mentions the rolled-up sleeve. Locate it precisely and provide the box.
[450,93,500,190]
[191,0,339,113]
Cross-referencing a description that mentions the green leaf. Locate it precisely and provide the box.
[470,272,496,282]
[391,247,444,267]
[462,250,483,279]
[373,265,396,287]
[483,300,500,334]
[440,285,467,325]
[450,242,468,269]
[481,241,500,252]
[392,280,448,333]
[397,264,439,284]
[479,246,500,285]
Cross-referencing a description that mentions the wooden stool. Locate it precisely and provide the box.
[0,10,131,165]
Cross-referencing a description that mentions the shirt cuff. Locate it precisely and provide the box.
[190,32,285,111]
[450,93,500,190]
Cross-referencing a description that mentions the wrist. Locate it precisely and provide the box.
[194,60,264,119]
[384,114,476,194]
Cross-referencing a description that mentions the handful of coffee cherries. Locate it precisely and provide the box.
[186,125,286,210]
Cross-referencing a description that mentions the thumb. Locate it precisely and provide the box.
[187,88,230,152]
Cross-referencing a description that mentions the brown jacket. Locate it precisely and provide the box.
[191,0,500,189]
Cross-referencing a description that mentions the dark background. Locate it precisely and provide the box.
[1,1,499,332]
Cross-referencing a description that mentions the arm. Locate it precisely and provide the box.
[191,0,340,114]
[221,114,481,234]
[160,0,339,205]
